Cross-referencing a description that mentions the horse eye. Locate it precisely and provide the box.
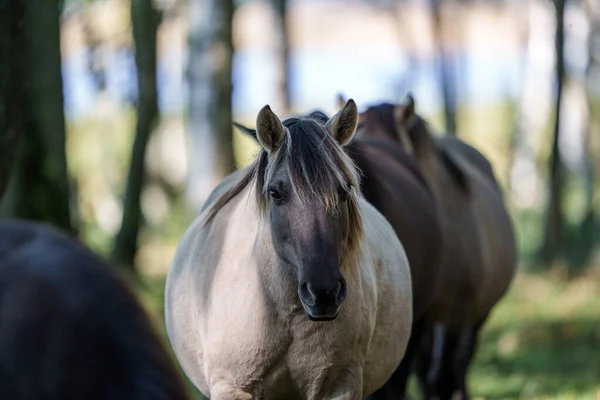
[269,189,282,202]
[339,187,350,201]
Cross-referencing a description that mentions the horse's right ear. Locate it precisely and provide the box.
[256,105,286,153]
[233,122,258,142]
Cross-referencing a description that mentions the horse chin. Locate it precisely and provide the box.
[302,303,340,322]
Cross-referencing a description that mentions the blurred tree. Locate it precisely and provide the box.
[185,0,236,210]
[541,0,566,266]
[0,0,73,233]
[111,0,161,271]
[430,0,457,136]
[572,0,600,267]
[0,0,26,201]
[273,0,291,113]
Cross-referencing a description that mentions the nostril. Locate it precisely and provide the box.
[299,282,316,307]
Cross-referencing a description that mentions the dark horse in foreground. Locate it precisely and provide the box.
[0,219,189,400]
[345,94,516,400]
[233,110,444,400]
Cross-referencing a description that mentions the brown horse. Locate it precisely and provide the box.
[0,219,189,400]
[347,94,517,400]
[235,109,444,400]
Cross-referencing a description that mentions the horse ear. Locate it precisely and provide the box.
[396,93,416,124]
[256,105,285,153]
[233,122,258,142]
[326,98,358,146]
[336,93,347,109]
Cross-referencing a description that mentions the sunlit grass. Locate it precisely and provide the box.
[468,271,600,400]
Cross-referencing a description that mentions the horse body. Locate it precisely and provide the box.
[426,148,515,330]
[166,101,412,400]
[0,219,189,400]
[354,96,516,400]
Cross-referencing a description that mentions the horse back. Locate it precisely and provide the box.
[0,220,189,400]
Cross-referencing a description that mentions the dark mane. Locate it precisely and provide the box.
[0,220,189,400]
[360,102,472,196]
[205,113,363,252]
[346,136,434,198]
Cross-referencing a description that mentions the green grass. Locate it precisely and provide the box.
[467,271,600,400]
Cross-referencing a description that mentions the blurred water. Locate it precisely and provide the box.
[62,45,523,120]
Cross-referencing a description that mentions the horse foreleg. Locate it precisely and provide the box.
[210,382,254,400]
[426,323,446,390]
[316,369,363,400]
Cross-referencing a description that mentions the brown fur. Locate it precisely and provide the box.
[358,98,517,400]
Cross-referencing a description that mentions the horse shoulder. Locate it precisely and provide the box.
[165,208,231,394]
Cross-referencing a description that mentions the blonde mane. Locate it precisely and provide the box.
[204,115,364,254]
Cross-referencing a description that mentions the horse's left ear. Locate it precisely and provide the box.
[256,105,286,153]
[233,122,258,142]
[326,98,358,146]
[395,93,416,124]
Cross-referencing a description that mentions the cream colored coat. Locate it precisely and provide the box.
[165,182,412,400]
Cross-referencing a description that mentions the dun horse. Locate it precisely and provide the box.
[348,94,517,400]
[236,110,444,400]
[165,100,413,399]
[0,219,189,400]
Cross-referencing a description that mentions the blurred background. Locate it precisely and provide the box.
[1,0,599,398]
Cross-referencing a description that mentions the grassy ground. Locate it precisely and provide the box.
[137,269,600,400]
[466,271,600,400]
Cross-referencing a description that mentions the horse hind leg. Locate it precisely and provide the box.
[426,323,446,390]
[451,317,487,400]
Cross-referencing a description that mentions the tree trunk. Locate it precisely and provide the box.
[430,0,457,136]
[541,0,566,266]
[273,0,291,113]
[0,0,26,201]
[185,0,235,210]
[0,0,73,233]
[111,0,160,270]
[574,0,600,267]
[505,3,531,198]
